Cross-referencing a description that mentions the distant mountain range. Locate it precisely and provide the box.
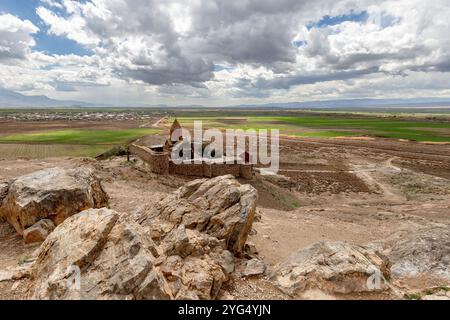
[1,87,450,109]
[0,87,93,108]
[228,98,450,109]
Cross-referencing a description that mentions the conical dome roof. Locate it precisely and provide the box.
[170,119,181,132]
[170,119,183,142]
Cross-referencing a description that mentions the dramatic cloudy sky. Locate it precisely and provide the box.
[0,0,449,106]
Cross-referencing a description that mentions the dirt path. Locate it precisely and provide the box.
[138,116,168,128]
[350,157,406,203]
[356,169,406,202]
[152,116,168,128]
[385,157,402,172]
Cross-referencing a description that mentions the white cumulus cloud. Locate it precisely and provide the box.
[0,14,39,62]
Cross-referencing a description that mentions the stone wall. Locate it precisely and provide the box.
[240,164,253,180]
[211,163,241,177]
[168,161,252,179]
[169,161,206,177]
[130,143,253,179]
[129,144,169,174]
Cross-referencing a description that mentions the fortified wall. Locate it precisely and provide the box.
[129,119,254,180]
[130,142,253,179]
[168,159,253,179]
[128,144,169,174]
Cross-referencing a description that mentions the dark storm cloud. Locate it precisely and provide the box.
[184,0,355,68]
[55,0,361,86]
[119,62,214,87]
[254,67,379,90]
[187,15,298,67]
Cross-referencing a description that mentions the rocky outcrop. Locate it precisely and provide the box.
[157,226,232,300]
[387,226,450,282]
[270,241,390,296]
[422,290,450,300]
[268,227,450,298]
[243,259,267,277]
[23,219,56,244]
[139,175,258,254]
[0,167,109,235]
[28,208,232,300]
[28,176,258,300]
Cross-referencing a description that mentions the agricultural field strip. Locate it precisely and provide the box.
[0,128,161,159]
[278,137,450,160]
[177,116,450,142]
[0,128,161,145]
[0,144,111,159]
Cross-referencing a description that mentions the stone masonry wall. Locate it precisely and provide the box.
[131,143,253,179]
[211,163,241,177]
[129,144,169,174]
[169,161,205,177]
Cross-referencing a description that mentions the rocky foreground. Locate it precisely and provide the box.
[0,166,449,300]
[0,167,109,238]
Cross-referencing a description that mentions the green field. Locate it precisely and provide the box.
[0,128,160,159]
[0,144,112,160]
[177,115,450,142]
[0,128,160,144]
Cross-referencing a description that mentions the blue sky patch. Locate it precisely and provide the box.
[378,14,401,28]
[307,10,368,29]
[0,0,92,56]
[34,34,93,56]
[214,65,234,72]
[292,40,307,48]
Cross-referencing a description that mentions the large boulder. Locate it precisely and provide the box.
[387,226,450,282]
[28,175,257,300]
[139,175,258,254]
[28,208,233,300]
[29,208,155,300]
[0,167,109,235]
[270,241,390,296]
